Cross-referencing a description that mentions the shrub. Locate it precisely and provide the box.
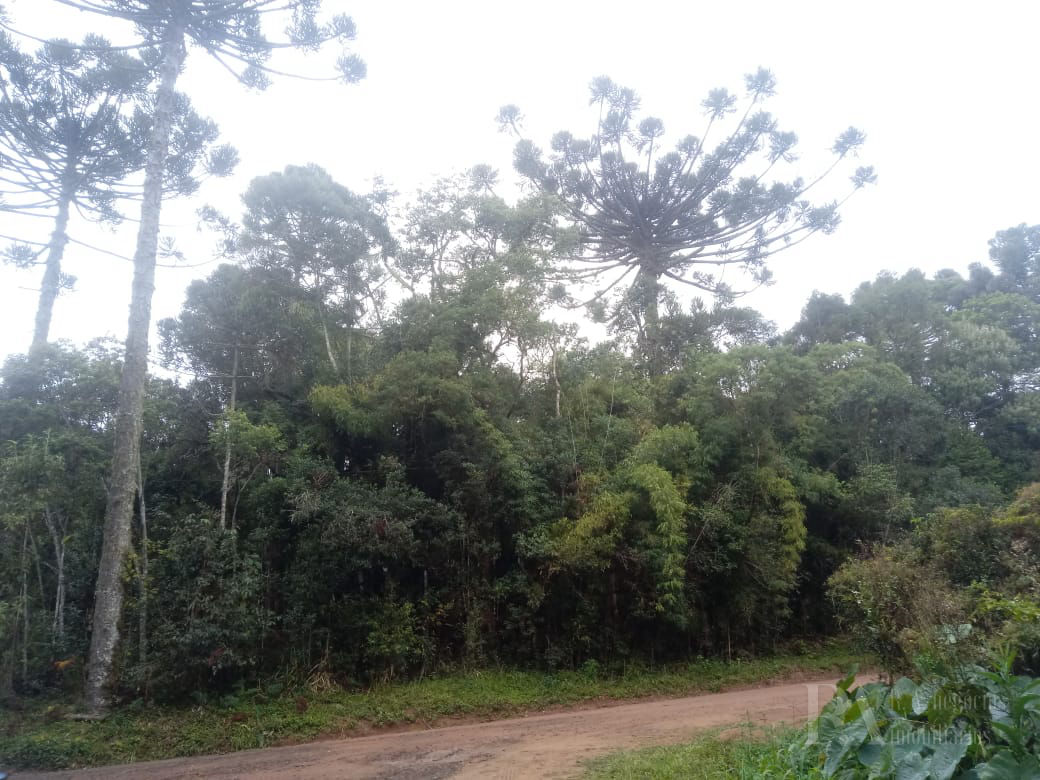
[364,598,421,681]
[129,516,270,700]
[914,507,1005,587]
[828,543,970,675]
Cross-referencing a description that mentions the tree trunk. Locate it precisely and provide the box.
[21,523,29,683]
[30,186,73,353]
[230,462,261,530]
[43,507,66,643]
[26,522,46,622]
[84,28,186,715]
[137,457,148,671]
[637,269,664,376]
[319,302,341,377]
[346,327,353,384]
[219,346,239,530]
[551,345,562,418]
[345,277,355,383]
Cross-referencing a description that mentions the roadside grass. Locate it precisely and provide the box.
[582,725,791,779]
[0,640,865,771]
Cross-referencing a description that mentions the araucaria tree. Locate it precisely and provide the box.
[44,0,366,714]
[0,36,149,352]
[0,33,235,353]
[499,69,876,373]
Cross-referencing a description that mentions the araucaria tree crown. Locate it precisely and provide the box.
[499,68,875,372]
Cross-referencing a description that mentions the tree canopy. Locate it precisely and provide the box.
[499,70,875,372]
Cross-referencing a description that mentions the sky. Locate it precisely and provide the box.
[2,0,1039,362]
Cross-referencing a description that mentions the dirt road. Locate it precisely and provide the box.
[24,677,855,779]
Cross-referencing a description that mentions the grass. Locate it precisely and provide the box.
[0,640,866,771]
[582,725,791,779]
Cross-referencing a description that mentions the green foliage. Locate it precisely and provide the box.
[915,507,1004,587]
[828,544,970,674]
[830,485,1040,676]
[552,488,629,571]
[625,462,689,617]
[768,657,1040,779]
[761,472,808,587]
[363,598,421,681]
[139,516,269,697]
[1001,483,1040,529]
[5,229,1040,700]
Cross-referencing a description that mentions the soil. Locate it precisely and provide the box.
[21,675,870,779]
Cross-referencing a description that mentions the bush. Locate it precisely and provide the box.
[828,544,971,675]
[914,507,1005,587]
[973,588,1040,675]
[129,516,270,700]
[364,598,421,681]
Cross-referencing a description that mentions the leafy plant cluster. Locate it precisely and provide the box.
[829,482,1040,677]
[730,457,1040,779]
[767,659,1040,779]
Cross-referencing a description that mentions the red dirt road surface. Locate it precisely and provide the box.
[22,677,861,779]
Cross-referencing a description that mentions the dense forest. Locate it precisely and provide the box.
[4,196,1039,700]
[1,1,1039,729]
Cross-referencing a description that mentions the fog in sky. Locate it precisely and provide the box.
[2,0,1038,361]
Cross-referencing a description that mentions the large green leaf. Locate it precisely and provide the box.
[928,732,971,780]
[895,752,930,780]
[972,750,1040,779]
[891,677,918,717]
[824,718,870,777]
[913,677,944,716]
[836,665,859,694]
[857,739,884,767]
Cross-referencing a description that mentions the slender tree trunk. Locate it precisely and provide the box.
[346,327,353,384]
[43,507,66,643]
[345,278,355,384]
[137,458,148,672]
[319,303,340,377]
[84,28,186,715]
[230,462,261,531]
[551,346,562,418]
[26,523,46,620]
[219,346,239,530]
[30,186,73,353]
[517,339,526,388]
[21,523,29,683]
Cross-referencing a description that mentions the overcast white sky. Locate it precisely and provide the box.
[2,0,1038,362]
